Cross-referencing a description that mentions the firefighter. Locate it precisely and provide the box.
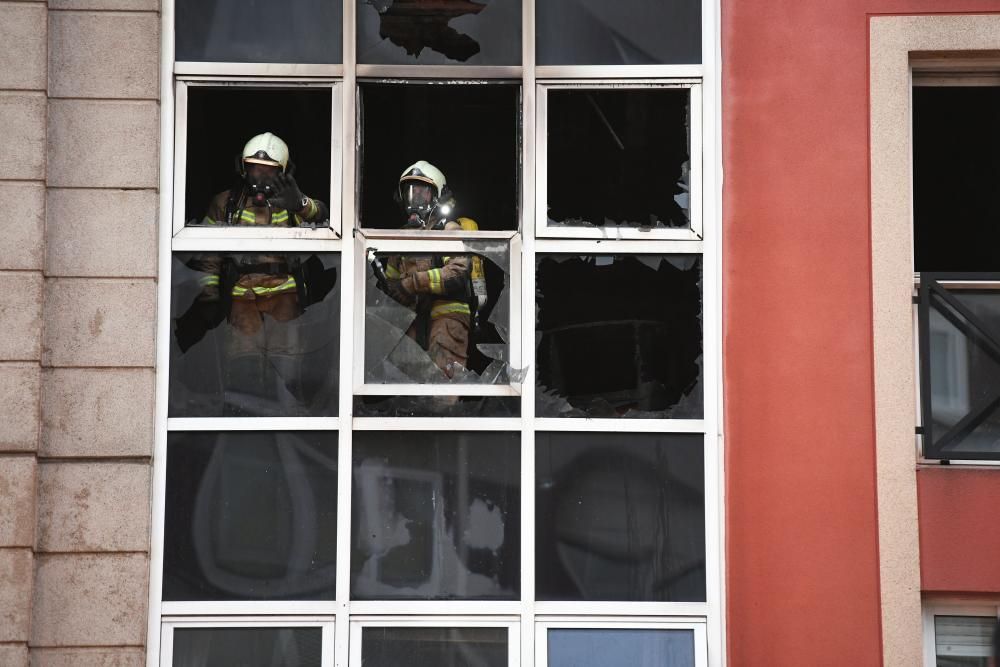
[374,160,487,378]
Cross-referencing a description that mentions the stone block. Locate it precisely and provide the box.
[0,272,42,361]
[0,456,36,547]
[46,189,157,277]
[41,278,155,367]
[0,181,45,271]
[0,363,40,452]
[41,368,154,458]
[0,3,46,90]
[31,553,147,647]
[30,648,145,667]
[0,548,33,642]
[0,92,45,181]
[0,644,28,667]
[37,462,150,552]
[49,12,158,99]
[49,0,157,10]
[47,100,157,188]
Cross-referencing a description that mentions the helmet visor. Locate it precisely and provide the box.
[401,182,436,215]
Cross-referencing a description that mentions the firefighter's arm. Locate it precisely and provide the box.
[400,256,471,298]
[381,256,417,307]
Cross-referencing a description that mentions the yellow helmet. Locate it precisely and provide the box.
[242,132,289,171]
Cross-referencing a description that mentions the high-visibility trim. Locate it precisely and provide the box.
[232,277,297,297]
[199,275,220,287]
[430,301,471,318]
[238,210,256,224]
[202,216,220,226]
[385,263,401,279]
[271,210,290,225]
[427,267,443,294]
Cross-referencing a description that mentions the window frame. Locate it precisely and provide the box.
[159,616,336,666]
[922,601,1000,667]
[535,618,709,667]
[349,617,520,667]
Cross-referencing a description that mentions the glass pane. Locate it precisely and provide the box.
[935,616,994,667]
[357,0,521,65]
[362,627,507,667]
[548,629,695,667]
[184,87,332,229]
[354,395,520,417]
[172,627,322,667]
[358,83,519,231]
[164,432,337,601]
[925,289,1000,456]
[536,433,705,601]
[352,432,520,599]
[537,0,700,65]
[176,0,342,64]
[537,255,702,418]
[170,252,340,417]
[547,89,690,231]
[365,243,514,385]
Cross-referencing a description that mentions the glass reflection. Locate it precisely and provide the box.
[548,629,695,667]
[164,432,337,601]
[354,395,520,417]
[170,253,339,417]
[362,627,508,667]
[351,432,520,599]
[172,628,322,667]
[934,616,994,667]
[536,433,705,601]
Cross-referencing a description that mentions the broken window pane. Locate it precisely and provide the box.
[176,0,341,64]
[536,0,700,65]
[351,431,520,600]
[546,88,691,230]
[357,0,521,65]
[548,629,696,667]
[354,395,520,417]
[537,255,702,418]
[169,253,340,417]
[365,243,514,385]
[184,87,332,229]
[362,627,508,667]
[173,628,323,667]
[359,82,519,231]
[536,433,706,602]
[163,432,337,601]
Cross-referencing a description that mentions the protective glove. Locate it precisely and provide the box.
[267,172,306,213]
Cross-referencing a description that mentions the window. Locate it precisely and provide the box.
[154,0,720,664]
[923,603,999,666]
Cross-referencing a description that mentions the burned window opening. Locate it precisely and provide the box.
[169,253,340,417]
[358,82,519,231]
[184,87,332,228]
[536,255,702,418]
[546,88,691,230]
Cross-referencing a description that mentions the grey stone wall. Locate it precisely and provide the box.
[0,1,158,664]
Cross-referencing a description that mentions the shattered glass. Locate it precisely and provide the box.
[546,89,691,231]
[536,0,700,66]
[163,432,338,601]
[169,253,340,417]
[354,395,520,417]
[351,431,520,600]
[365,241,519,385]
[536,255,702,418]
[173,628,323,667]
[536,432,706,602]
[357,0,521,65]
[362,627,508,667]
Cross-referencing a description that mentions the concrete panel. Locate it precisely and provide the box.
[41,368,154,458]
[47,100,157,188]
[0,92,46,181]
[0,645,28,667]
[0,272,42,361]
[0,181,45,271]
[42,278,155,367]
[0,363,40,452]
[30,648,145,667]
[0,456,36,547]
[49,0,157,10]
[46,189,157,277]
[49,12,158,99]
[0,3,46,90]
[37,462,150,552]
[32,553,147,647]
[0,548,33,642]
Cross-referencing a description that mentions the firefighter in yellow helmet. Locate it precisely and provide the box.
[373,160,487,378]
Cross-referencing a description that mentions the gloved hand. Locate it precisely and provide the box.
[267,172,306,212]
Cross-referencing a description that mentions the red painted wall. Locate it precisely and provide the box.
[722,1,1000,663]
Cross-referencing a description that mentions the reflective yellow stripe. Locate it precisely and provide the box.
[232,277,297,297]
[238,210,256,224]
[202,216,220,226]
[441,256,451,263]
[427,268,443,294]
[199,275,220,287]
[271,210,289,225]
[385,264,401,279]
[430,301,470,318]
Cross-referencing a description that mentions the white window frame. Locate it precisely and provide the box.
[535,79,703,241]
[159,616,335,666]
[536,618,709,667]
[171,78,344,241]
[922,601,1000,666]
[349,617,520,667]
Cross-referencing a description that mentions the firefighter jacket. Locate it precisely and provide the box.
[201,188,327,226]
